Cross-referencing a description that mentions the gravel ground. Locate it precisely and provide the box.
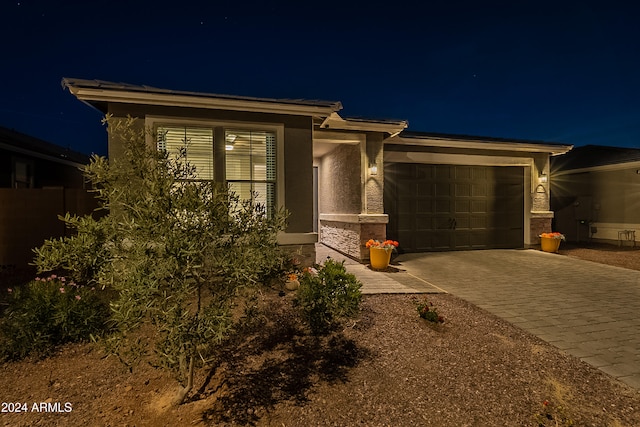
[560,241,640,271]
[1,243,640,426]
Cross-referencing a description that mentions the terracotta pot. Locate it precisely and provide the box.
[369,247,392,270]
[540,237,562,253]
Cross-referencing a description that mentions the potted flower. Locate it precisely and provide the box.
[366,239,399,270]
[539,232,565,253]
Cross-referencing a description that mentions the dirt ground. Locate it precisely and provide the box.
[559,241,640,271]
[1,243,640,426]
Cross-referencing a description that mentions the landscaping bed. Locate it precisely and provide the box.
[1,291,639,426]
[2,243,640,426]
[560,241,640,271]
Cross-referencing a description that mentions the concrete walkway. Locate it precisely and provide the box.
[316,244,445,294]
[317,244,640,391]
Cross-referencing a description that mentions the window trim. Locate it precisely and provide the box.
[145,115,285,211]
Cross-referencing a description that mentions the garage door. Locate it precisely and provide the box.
[384,164,524,252]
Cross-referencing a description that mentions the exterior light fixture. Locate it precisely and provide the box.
[369,164,378,175]
[539,173,548,183]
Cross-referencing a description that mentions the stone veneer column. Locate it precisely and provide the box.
[359,132,388,259]
[529,156,553,247]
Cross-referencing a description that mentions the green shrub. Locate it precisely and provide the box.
[297,259,362,334]
[414,297,444,323]
[0,275,112,361]
[32,116,289,404]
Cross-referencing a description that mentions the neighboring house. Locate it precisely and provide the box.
[62,78,572,263]
[0,126,97,267]
[551,145,640,245]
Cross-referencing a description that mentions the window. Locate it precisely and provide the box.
[155,124,277,212]
[156,125,214,180]
[12,158,34,188]
[225,129,276,212]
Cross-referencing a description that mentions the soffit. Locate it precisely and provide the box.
[312,130,363,158]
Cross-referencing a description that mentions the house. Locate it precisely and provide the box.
[551,145,640,245]
[0,126,97,267]
[62,78,572,263]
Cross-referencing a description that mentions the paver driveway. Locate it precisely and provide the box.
[395,249,640,391]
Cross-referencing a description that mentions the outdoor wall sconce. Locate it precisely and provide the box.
[539,173,548,183]
[369,164,378,175]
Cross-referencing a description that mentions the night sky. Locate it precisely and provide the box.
[1,0,638,156]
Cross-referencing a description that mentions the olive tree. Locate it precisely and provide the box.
[35,115,287,404]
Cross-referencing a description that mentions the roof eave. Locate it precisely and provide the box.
[553,160,640,176]
[387,135,573,155]
[65,86,341,117]
[319,112,408,135]
[0,141,88,168]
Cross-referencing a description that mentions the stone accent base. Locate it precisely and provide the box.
[530,212,554,246]
[319,214,388,261]
[279,244,316,268]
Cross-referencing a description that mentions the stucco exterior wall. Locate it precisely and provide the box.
[364,133,384,214]
[315,134,389,261]
[105,104,315,237]
[553,168,640,243]
[317,143,361,215]
[591,169,640,224]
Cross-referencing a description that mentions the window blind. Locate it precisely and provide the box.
[226,130,276,212]
[157,126,214,180]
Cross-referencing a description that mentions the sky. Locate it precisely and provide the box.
[1,0,639,156]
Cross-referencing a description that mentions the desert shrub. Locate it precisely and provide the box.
[0,275,112,361]
[414,297,444,323]
[297,259,362,334]
[33,115,288,404]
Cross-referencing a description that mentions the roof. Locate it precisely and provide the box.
[551,145,640,172]
[0,126,91,166]
[388,130,573,155]
[319,112,408,135]
[62,78,343,116]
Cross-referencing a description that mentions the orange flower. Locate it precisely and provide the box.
[366,239,400,249]
[540,232,565,240]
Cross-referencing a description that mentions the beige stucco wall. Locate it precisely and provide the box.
[315,133,389,261]
[317,143,361,214]
[553,167,640,243]
[105,103,315,236]
[591,168,640,223]
[364,132,384,214]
